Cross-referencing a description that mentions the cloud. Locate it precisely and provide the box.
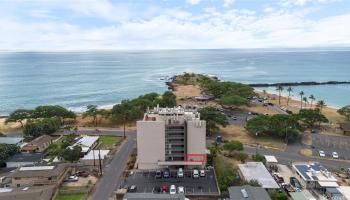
[187,0,201,5]
[0,0,349,50]
[279,0,339,6]
[223,0,235,7]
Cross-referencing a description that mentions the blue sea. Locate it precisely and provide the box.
[0,49,349,116]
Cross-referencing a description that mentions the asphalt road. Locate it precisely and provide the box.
[90,130,136,200]
[311,133,350,160]
[243,142,350,170]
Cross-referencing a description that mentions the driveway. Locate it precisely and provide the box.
[312,133,350,160]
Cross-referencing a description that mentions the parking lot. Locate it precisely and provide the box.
[224,110,249,126]
[123,168,219,195]
[312,134,350,160]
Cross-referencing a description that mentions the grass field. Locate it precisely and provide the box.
[99,135,121,145]
[55,193,85,200]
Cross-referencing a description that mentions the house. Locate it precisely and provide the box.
[264,155,278,169]
[325,187,344,200]
[8,164,69,187]
[69,135,99,154]
[80,150,110,166]
[0,137,24,147]
[0,185,54,200]
[238,162,279,189]
[228,185,271,200]
[21,135,52,153]
[292,162,338,189]
[6,153,43,168]
[340,123,350,135]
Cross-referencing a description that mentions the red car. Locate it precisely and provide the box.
[161,184,168,193]
[76,171,89,177]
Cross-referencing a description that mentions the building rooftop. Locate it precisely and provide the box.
[27,135,52,146]
[123,193,186,200]
[8,164,67,178]
[289,192,309,200]
[340,123,350,131]
[6,153,43,163]
[238,162,279,189]
[264,155,278,163]
[143,106,202,123]
[0,137,24,145]
[0,186,54,200]
[338,186,350,200]
[228,185,271,200]
[81,150,110,160]
[69,135,99,153]
[292,162,337,182]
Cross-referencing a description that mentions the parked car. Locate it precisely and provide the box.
[200,170,205,177]
[332,152,339,159]
[76,171,89,177]
[232,116,237,120]
[155,170,162,178]
[154,186,162,193]
[65,175,78,182]
[170,185,176,194]
[319,150,326,157]
[290,177,302,190]
[128,185,137,193]
[177,168,184,178]
[193,169,199,178]
[163,169,170,178]
[177,186,185,194]
[311,129,317,134]
[161,184,169,193]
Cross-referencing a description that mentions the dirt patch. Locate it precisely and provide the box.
[63,175,97,187]
[302,133,313,145]
[220,125,286,150]
[299,148,313,157]
[243,105,280,115]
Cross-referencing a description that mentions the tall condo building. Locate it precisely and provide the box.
[137,106,206,170]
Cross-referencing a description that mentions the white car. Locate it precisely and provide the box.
[200,170,205,177]
[177,168,184,178]
[193,169,199,178]
[332,152,339,159]
[177,186,185,194]
[319,150,326,157]
[170,185,176,194]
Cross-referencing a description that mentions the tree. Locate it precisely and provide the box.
[262,90,267,98]
[33,105,76,119]
[62,146,82,162]
[276,85,284,105]
[223,140,244,153]
[47,144,64,157]
[298,109,329,128]
[242,179,262,187]
[299,91,304,109]
[23,117,61,137]
[286,86,293,106]
[0,144,19,167]
[160,91,177,107]
[270,192,288,200]
[199,107,228,135]
[338,105,350,121]
[252,153,266,164]
[316,100,326,113]
[218,94,248,108]
[303,97,308,108]
[83,105,100,126]
[5,109,33,128]
[235,152,248,163]
[111,100,143,137]
[309,95,316,108]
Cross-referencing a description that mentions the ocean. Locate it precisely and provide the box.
[0,49,349,115]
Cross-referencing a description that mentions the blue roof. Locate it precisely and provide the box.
[294,163,324,180]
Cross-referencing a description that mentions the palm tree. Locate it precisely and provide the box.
[286,86,293,107]
[316,100,326,113]
[276,85,284,105]
[309,95,315,108]
[303,97,308,108]
[299,91,304,109]
[262,90,267,98]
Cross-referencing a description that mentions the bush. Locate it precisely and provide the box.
[270,191,288,200]
[0,144,19,167]
[235,152,248,163]
[252,153,266,164]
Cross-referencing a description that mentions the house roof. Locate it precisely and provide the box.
[0,137,24,145]
[6,153,43,163]
[238,162,279,189]
[27,135,52,146]
[340,123,350,131]
[70,136,99,153]
[289,192,309,200]
[264,155,278,163]
[228,185,271,200]
[81,150,110,160]
[292,162,337,182]
[0,186,54,200]
[8,164,67,178]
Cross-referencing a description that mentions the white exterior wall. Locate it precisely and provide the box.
[137,120,166,169]
[186,120,206,162]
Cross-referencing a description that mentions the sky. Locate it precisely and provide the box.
[0,0,349,50]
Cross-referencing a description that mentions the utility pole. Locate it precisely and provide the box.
[98,148,102,175]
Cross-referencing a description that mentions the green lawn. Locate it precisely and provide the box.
[55,193,85,200]
[99,136,121,145]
